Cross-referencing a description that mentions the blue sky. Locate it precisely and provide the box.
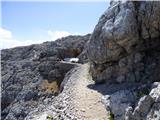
[1,1,109,49]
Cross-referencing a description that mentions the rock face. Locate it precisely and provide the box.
[102,90,137,120]
[87,1,160,84]
[125,83,160,120]
[87,1,160,120]
[1,34,90,120]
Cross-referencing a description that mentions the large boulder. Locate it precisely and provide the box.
[87,1,160,84]
[86,1,160,120]
[102,90,137,120]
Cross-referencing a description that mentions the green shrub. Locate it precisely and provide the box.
[46,115,53,120]
[108,113,114,120]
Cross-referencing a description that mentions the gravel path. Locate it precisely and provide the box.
[71,64,109,120]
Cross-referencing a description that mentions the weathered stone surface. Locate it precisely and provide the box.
[25,67,83,120]
[146,83,160,120]
[102,90,136,120]
[131,95,154,120]
[1,34,89,120]
[125,82,160,120]
[87,1,160,85]
[101,82,160,120]
[86,1,160,120]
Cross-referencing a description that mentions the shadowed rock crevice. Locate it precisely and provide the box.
[38,61,77,94]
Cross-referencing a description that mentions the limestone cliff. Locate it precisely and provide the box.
[87,1,160,120]
[87,1,160,85]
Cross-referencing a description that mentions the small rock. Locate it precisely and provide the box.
[81,108,85,112]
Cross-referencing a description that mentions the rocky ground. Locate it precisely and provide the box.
[25,64,109,120]
[1,34,91,120]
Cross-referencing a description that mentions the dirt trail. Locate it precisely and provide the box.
[72,64,109,120]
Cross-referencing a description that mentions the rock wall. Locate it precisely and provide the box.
[87,1,160,84]
[87,1,160,120]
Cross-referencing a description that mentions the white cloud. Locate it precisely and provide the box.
[0,28,12,39]
[0,28,75,49]
[47,30,71,41]
[0,28,45,49]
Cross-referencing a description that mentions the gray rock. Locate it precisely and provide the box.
[116,75,125,83]
[146,102,160,120]
[125,82,160,120]
[149,82,160,101]
[102,90,136,120]
[146,83,160,120]
[1,34,89,120]
[48,69,62,81]
[132,95,154,120]
[4,113,17,120]
[87,1,160,87]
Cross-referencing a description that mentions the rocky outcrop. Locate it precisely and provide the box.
[87,1,160,84]
[24,67,80,120]
[125,82,160,120]
[1,34,90,120]
[102,90,137,120]
[102,82,160,120]
[87,1,160,120]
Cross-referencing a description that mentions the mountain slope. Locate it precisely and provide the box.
[1,34,90,120]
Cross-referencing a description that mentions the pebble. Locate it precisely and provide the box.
[81,108,85,112]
